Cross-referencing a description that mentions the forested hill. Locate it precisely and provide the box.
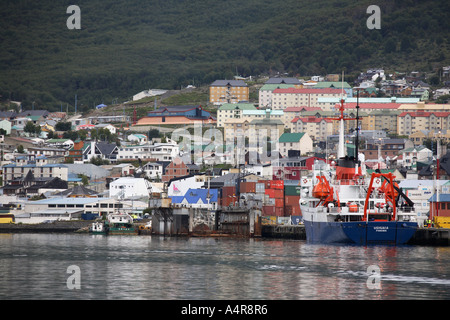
[0,0,449,111]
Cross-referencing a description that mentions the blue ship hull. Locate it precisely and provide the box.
[304,220,417,245]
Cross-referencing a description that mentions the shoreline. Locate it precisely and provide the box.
[1,221,449,246]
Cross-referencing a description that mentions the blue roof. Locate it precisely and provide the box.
[428,194,450,202]
[184,188,218,204]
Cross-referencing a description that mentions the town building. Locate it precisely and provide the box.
[209,80,249,105]
[409,129,450,146]
[2,155,69,185]
[258,84,296,108]
[271,88,343,109]
[399,146,432,170]
[291,116,334,141]
[109,177,152,199]
[313,81,353,97]
[278,132,313,157]
[362,138,414,161]
[217,103,257,127]
[162,157,190,183]
[397,111,450,136]
[117,141,179,162]
[83,141,118,163]
[135,105,216,126]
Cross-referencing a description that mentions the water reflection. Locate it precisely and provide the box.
[0,234,450,299]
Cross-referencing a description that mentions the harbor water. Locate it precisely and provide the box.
[1,233,450,300]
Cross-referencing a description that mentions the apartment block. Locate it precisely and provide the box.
[209,80,249,105]
[397,111,450,136]
[271,88,343,109]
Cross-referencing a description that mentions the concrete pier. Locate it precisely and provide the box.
[408,228,450,246]
[0,220,93,233]
[262,224,306,240]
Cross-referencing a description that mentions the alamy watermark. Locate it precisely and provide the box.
[67,265,81,290]
[366,265,381,290]
[67,5,81,30]
[366,5,381,30]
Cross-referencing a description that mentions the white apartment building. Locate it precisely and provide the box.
[2,155,69,183]
[117,142,179,161]
[109,177,152,199]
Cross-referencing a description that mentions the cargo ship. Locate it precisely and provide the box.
[299,94,418,245]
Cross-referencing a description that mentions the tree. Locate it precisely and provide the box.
[24,121,36,135]
[55,121,72,131]
[17,145,24,153]
[384,39,397,53]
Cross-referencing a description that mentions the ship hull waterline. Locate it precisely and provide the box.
[303,220,418,245]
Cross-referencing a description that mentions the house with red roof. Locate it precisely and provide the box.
[397,111,450,136]
[271,88,343,109]
[291,116,334,141]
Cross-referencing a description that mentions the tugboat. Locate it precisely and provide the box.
[105,212,138,235]
[300,92,418,245]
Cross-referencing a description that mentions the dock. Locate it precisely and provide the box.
[408,228,450,246]
[262,224,306,240]
[0,220,93,233]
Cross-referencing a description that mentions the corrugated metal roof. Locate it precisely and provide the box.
[429,194,450,202]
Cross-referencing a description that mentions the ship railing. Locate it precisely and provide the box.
[330,178,369,186]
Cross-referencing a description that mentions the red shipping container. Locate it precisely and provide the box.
[240,182,256,193]
[265,188,275,198]
[222,186,236,197]
[292,206,302,216]
[269,180,284,189]
[275,198,284,208]
[259,180,271,189]
[262,206,276,215]
[285,206,293,215]
[274,207,284,216]
[273,189,284,198]
[285,195,300,206]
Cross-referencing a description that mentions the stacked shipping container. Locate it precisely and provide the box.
[219,179,302,224]
[263,180,284,216]
[284,185,301,216]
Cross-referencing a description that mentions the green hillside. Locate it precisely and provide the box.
[0,0,449,111]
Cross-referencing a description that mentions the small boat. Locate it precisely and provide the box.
[105,212,138,235]
[89,221,106,235]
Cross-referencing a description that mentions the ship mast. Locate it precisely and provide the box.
[331,72,357,160]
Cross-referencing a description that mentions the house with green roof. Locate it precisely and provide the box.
[217,102,257,127]
[313,81,353,97]
[278,132,313,157]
